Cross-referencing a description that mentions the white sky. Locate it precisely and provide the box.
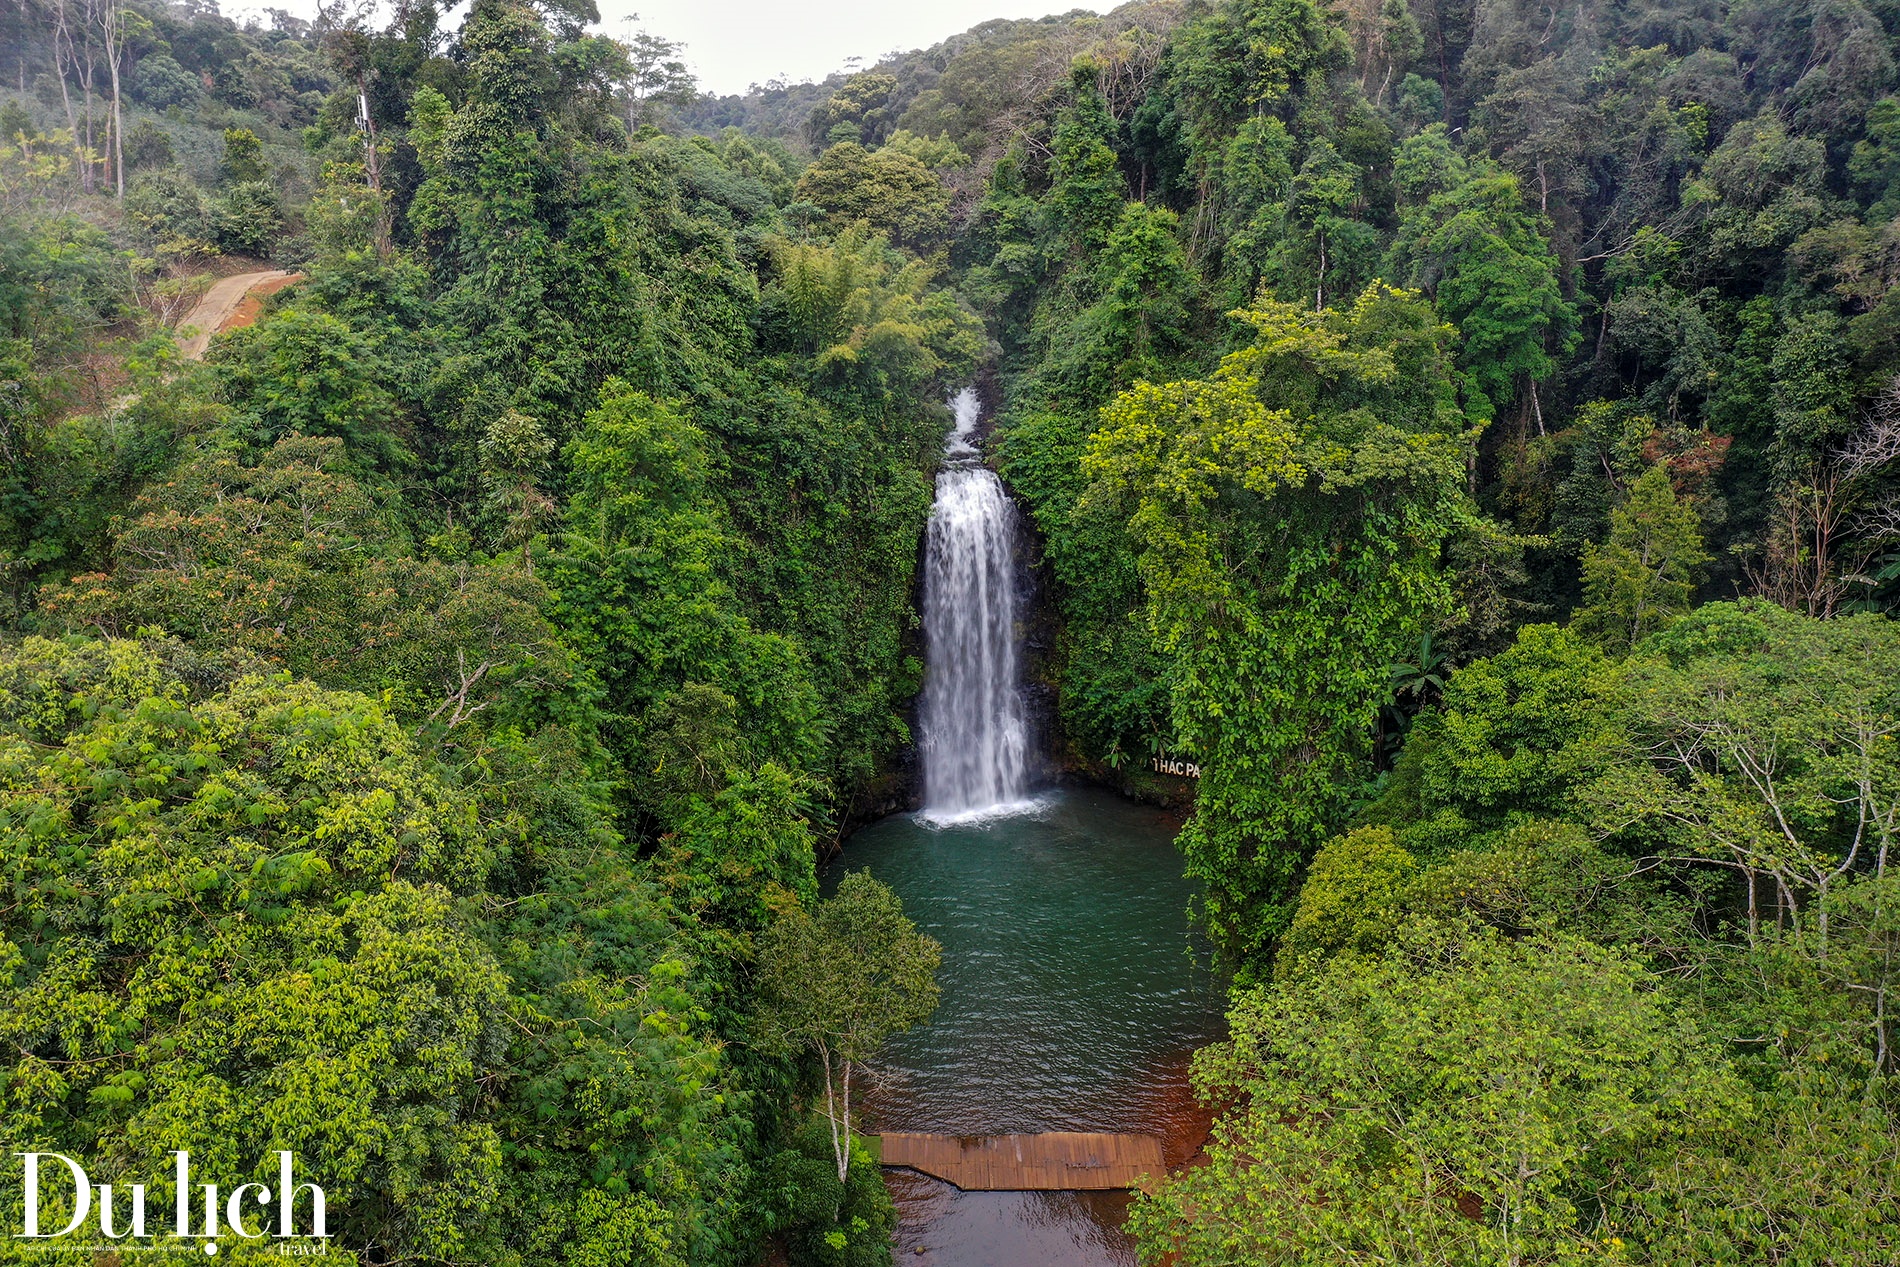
[236,2,1102,97]
[601,2,1101,95]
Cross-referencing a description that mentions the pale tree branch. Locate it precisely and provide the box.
[420,648,493,735]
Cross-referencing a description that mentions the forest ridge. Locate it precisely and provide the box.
[2,0,1899,1263]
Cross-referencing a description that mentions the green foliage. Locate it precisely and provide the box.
[1165,0,1351,165]
[481,812,747,1267]
[1573,464,1711,652]
[1274,825,1416,978]
[557,1190,682,1267]
[1044,202,1198,407]
[1770,310,1858,465]
[0,217,162,607]
[1083,284,1474,960]
[23,0,1900,1259]
[759,229,984,392]
[620,28,698,130]
[1540,400,1662,555]
[1621,1067,1900,1264]
[997,405,1169,764]
[806,71,900,149]
[880,129,969,171]
[755,872,940,1182]
[219,128,269,185]
[1591,601,1900,946]
[1265,139,1382,312]
[131,54,200,110]
[1386,127,1578,419]
[546,380,824,784]
[123,121,176,172]
[1044,67,1127,263]
[0,635,751,1265]
[759,1120,895,1267]
[0,214,127,349]
[0,636,504,1257]
[1851,95,1900,220]
[124,170,208,244]
[1131,920,1747,1265]
[1361,622,1621,856]
[304,157,391,260]
[658,761,822,932]
[479,407,556,568]
[1167,602,1900,1264]
[36,435,568,731]
[1210,114,1297,303]
[208,180,287,257]
[793,143,952,253]
[211,310,399,455]
[406,26,762,426]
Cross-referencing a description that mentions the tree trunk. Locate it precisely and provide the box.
[1316,227,1327,311]
[77,1,99,193]
[357,84,391,258]
[839,1059,854,1183]
[52,0,89,192]
[1746,864,1759,948]
[100,0,123,197]
[813,1040,851,1192]
[1876,821,1892,1080]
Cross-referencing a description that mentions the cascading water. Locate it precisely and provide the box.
[919,388,1031,820]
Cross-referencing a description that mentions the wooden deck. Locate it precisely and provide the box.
[875,1131,1166,1191]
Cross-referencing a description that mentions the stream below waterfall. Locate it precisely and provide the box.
[824,792,1225,1264]
[835,388,1226,1263]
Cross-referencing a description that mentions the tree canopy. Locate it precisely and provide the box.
[9,0,1900,1259]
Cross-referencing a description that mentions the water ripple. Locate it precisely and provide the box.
[823,788,1228,1265]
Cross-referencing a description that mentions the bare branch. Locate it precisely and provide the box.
[420,649,494,735]
[1838,377,1900,483]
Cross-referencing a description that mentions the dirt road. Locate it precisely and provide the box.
[175,269,300,359]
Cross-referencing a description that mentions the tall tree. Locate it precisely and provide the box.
[756,872,941,1183]
[1386,126,1577,426]
[1572,462,1711,652]
[1083,283,1474,960]
[618,24,695,130]
[1130,922,1744,1266]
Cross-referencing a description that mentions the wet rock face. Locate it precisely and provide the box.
[1010,509,1062,788]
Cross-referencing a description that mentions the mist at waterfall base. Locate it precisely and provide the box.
[822,390,1225,1264]
[824,793,1224,1266]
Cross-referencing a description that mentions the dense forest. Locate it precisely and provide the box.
[3,0,1900,1262]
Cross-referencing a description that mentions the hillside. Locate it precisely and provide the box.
[4,0,1900,1263]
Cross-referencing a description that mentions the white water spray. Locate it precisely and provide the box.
[919,388,1032,821]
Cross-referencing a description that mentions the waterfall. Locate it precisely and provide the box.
[919,387,1031,820]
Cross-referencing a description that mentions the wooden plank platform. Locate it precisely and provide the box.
[875,1131,1166,1191]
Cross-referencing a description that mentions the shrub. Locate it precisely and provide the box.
[124,170,207,243]
[131,53,198,109]
[209,179,284,256]
[123,119,175,170]
[759,1120,896,1267]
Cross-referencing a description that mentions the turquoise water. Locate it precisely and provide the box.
[822,787,1227,1265]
